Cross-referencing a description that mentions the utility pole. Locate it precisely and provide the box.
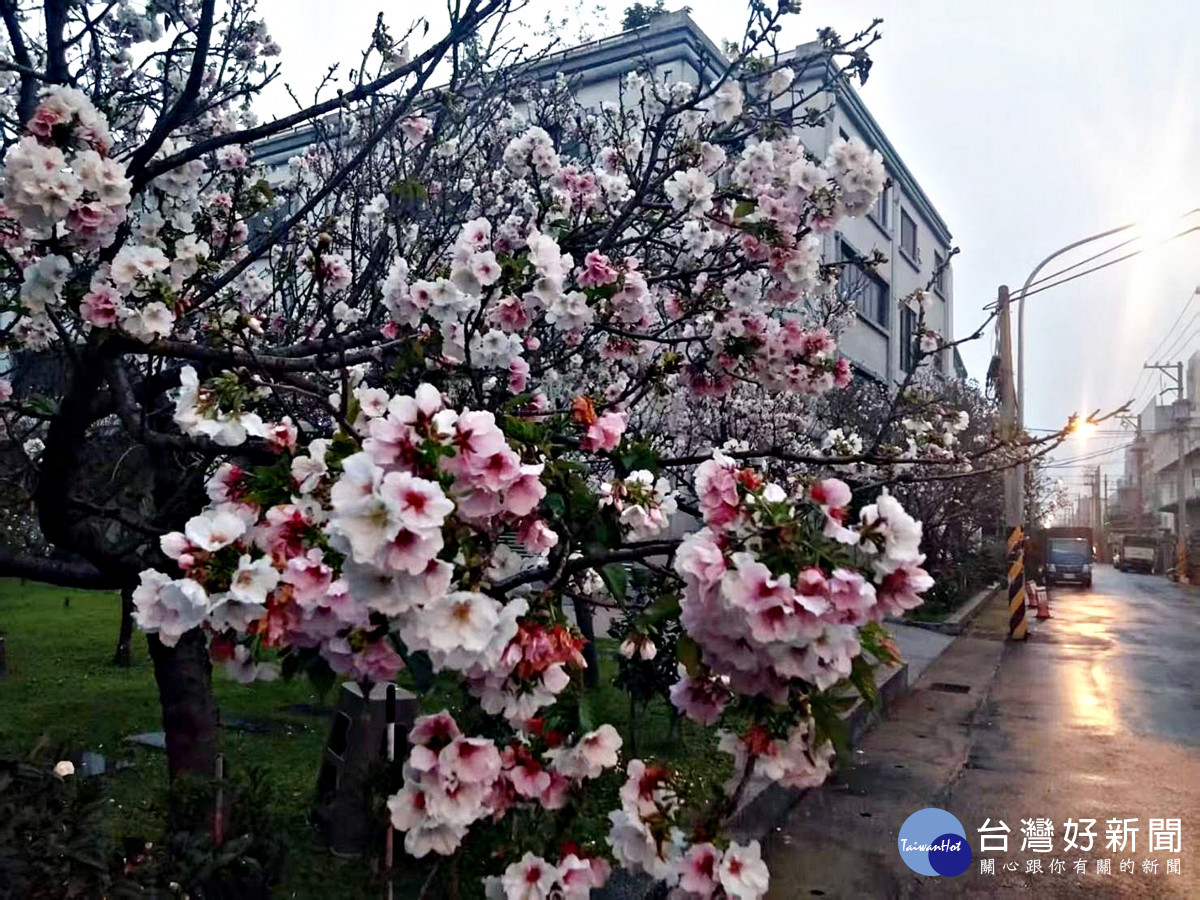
[997,285,1026,640]
[1134,419,1145,534]
[1103,471,1109,561]
[1147,361,1189,583]
[1177,405,1190,584]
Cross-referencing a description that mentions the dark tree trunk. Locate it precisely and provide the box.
[113,585,134,667]
[147,629,220,781]
[571,595,600,688]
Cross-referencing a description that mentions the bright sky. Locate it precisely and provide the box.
[256,0,1200,499]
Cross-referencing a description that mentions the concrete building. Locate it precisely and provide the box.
[255,10,956,383]
[1113,352,1200,551]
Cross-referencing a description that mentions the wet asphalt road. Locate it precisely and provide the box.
[763,565,1200,898]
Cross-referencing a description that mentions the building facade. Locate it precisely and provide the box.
[1113,351,1200,545]
[255,10,956,384]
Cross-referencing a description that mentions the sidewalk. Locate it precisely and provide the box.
[760,593,1013,897]
[889,620,957,684]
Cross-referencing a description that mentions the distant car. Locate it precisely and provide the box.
[1046,536,1092,588]
[1115,536,1156,574]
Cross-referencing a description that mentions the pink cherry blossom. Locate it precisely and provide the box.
[409,711,462,749]
[825,568,878,626]
[283,550,334,608]
[874,562,934,619]
[439,736,502,784]
[678,843,722,897]
[580,411,627,453]
[502,853,556,900]
[509,356,530,393]
[810,478,851,509]
[669,670,730,726]
[578,249,619,287]
[381,471,454,531]
[694,454,741,528]
[721,554,794,614]
[380,526,444,575]
[502,463,546,516]
[558,854,611,898]
[718,841,770,900]
[518,517,559,555]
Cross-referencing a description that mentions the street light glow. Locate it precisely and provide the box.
[1133,207,1200,251]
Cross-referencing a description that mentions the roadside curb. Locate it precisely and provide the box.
[893,582,1002,636]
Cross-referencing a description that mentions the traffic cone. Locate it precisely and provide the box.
[1027,582,1039,608]
[1036,587,1051,619]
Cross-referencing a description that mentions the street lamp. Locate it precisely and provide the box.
[1013,208,1200,519]
[999,208,1199,640]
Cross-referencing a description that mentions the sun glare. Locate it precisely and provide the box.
[1134,207,1200,251]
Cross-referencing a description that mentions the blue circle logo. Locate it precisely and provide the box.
[898,808,972,876]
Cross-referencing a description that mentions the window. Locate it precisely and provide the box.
[839,241,889,328]
[900,209,919,263]
[900,307,917,374]
[933,250,947,295]
[872,183,891,229]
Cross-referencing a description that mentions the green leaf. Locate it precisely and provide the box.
[640,593,681,626]
[618,441,660,475]
[593,511,622,549]
[578,692,597,732]
[305,657,337,699]
[676,634,702,676]
[849,654,879,707]
[810,692,851,756]
[500,413,546,445]
[392,177,428,204]
[734,200,756,219]
[403,648,436,693]
[859,621,900,666]
[599,563,628,602]
[544,492,567,518]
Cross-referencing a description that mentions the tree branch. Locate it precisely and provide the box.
[0,547,123,590]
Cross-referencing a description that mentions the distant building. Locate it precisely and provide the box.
[254,10,956,383]
[1115,350,1200,543]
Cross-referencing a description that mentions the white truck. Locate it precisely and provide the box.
[1116,535,1156,574]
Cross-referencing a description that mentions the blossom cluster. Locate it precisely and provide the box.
[600,469,678,540]
[606,760,771,899]
[2,87,133,347]
[387,711,623,861]
[668,455,931,801]
[136,382,566,688]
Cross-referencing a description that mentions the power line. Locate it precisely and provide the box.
[1023,233,1142,292]
[1020,238,1173,301]
[1042,441,1134,469]
[1130,298,1200,402]
[1144,294,1198,367]
[984,221,1200,314]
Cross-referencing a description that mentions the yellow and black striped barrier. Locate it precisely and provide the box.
[1007,525,1027,641]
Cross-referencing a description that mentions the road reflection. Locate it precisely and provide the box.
[1053,599,1118,734]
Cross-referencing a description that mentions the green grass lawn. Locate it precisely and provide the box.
[0,578,379,897]
[0,579,726,897]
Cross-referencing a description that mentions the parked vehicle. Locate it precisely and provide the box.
[1035,527,1094,588]
[1115,535,1156,574]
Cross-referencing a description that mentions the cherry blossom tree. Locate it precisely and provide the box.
[0,1,1095,895]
